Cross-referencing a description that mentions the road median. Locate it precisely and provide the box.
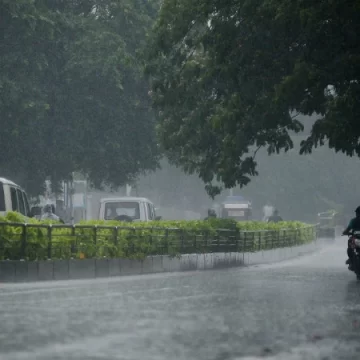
[0,212,318,282]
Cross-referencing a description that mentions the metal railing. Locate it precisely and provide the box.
[0,222,317,261]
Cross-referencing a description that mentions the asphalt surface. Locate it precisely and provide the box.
[0,238,360,360]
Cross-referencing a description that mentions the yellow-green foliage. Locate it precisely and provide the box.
[0,212,316,261]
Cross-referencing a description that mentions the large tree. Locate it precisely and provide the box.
[0,0,56,194]
[146,0,360,197]
[0,0,160,195]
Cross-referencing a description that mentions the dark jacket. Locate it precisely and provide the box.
[343,216,360,234]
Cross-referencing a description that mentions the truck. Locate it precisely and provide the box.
[317,210,336,239]
[98,197,161,222]
[219,196,252,221]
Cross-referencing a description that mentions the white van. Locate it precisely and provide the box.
[0,177,31,218]
[98,197,161,222]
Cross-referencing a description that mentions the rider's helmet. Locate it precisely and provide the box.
[273,208,279,215]
[355,206,360,215]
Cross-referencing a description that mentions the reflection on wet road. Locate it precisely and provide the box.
[1,239,360,360]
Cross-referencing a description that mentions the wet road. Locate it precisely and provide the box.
[1,239,360,360]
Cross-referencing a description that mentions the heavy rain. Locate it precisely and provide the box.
[1,0,360,359]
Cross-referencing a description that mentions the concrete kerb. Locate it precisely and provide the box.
[109,259,121,277]
[245,241,318,266]
[119,258,142,275]
[141,257,154,274]
[27,261,39,282]
[151,256,164,273]
[69,259,96,279]
[14,261,29,282]
[54,260,69,281]
[38,260,54,281]
[0,261,15,282]
[203,253,214,270]
[0,238,321,283]
[164,255,181,272]
[95,259,110,278]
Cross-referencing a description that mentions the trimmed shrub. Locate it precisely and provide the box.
[0,212,316,260]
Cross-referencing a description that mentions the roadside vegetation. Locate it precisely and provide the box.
[0,212,316,261]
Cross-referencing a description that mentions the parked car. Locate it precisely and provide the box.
[0,177,32,218]
[98,197,161,222]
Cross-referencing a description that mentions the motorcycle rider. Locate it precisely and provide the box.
[41,204,63,223]
[205,208,217,220]
[262,202,273,222]
[267,209,283,223]
[342,206,360,271]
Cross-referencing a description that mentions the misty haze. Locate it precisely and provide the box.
[1,1,360,360]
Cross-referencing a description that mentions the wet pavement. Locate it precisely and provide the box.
[0,238,360,360]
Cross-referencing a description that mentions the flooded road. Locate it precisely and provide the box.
[1,239,360,360]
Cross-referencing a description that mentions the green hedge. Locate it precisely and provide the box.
[0,212,316,261]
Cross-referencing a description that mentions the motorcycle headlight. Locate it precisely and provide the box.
[354,239,360,247]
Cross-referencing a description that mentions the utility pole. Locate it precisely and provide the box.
[69,173,74,225]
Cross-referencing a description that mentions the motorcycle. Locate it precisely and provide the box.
[346,231,360,280]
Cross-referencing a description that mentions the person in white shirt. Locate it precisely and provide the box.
[40,204,61,222]
[262,203,274,222]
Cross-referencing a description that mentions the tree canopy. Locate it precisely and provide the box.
[146,0,360,197]
[1,0,160,195]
